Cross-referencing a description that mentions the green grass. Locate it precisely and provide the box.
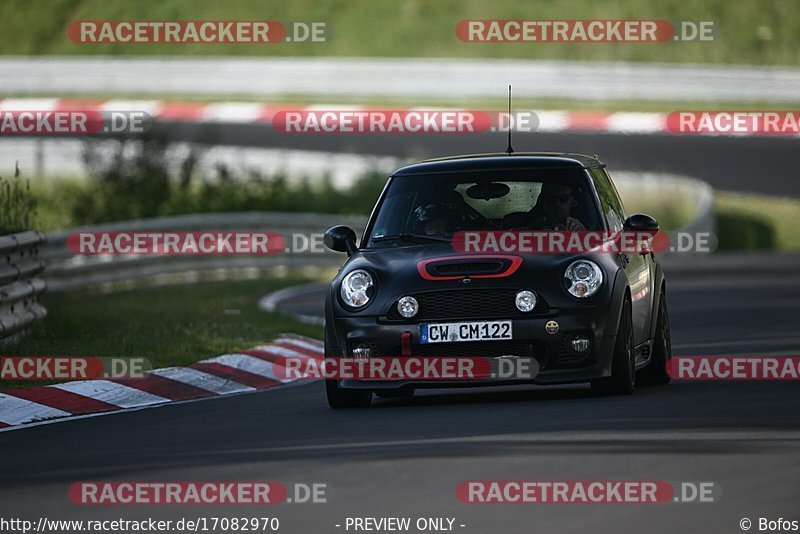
[1,0,799,65]
[3,277,324,389]
[29,178,85,232]
[715,191,800,251]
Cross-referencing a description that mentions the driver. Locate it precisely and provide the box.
[413,190,466,236]
[521,182,586,231]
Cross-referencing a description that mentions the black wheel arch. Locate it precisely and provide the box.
[605,267,632,339]
[647,261,667,341]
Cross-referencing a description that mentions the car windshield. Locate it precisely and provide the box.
[366,169,602,247]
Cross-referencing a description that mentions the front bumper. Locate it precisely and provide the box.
[326,306,617,389]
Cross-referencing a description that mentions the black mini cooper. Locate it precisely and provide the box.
[323,153,672,408]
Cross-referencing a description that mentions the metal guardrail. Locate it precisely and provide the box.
[2,57,799,102]
[41,212,366,292]
[0,231,47,343]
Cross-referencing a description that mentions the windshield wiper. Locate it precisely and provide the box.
[372,233,450,244]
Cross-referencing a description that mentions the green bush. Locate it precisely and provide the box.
[69,138,387,226]
[716,211,776,250]
[75,138,172,223]
[714,192,800,251]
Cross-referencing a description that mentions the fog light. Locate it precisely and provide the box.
[397,296,419,318]
[352,343,373,359]
[515,290,537,312]
[570,335,591,353]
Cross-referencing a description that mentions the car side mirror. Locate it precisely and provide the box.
[324,225,358,255]
[623,213,659,232]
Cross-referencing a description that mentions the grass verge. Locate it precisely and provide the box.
[2,0,799,65]
[2,277,325,390]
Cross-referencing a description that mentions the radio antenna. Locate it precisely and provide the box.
[505,84,514,155]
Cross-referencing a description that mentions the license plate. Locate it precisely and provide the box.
[420,320,513,343]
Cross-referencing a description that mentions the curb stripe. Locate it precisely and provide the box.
[277,334,324,348]
[0,392,71,425]
[202,102,266,123]
[272,341,325,359]
[191,362,281,389]
[0,336,321,430]
[276,337,325,354]
[1,98,798,137]
[237,348,312,368]
[201,353,293,383]
[565,112,611,131]
[54,98,105,111]
[249,345,318,363]
[0,98,59,111]
[150,367,255,394]
[111,374,215,402]
[155,101,207,121]
[99,99,162,115]
[606,112,666,133]
[6,387,119,414]
[52,380,169,408]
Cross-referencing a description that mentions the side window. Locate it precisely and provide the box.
[590,168,625,232]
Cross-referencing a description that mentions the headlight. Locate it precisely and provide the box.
[515,290,537,312]
[340,270,374,308]
[397,296,419,318]
[565,260,603,298]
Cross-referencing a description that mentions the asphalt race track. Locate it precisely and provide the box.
[151,123,800,197]
[1,252,798,533]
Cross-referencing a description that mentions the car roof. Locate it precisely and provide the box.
[392,152,605,176]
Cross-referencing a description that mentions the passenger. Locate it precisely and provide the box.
[522,182,586,231]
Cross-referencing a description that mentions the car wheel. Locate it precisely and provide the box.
[375,387,415,399]
[592,297,635,396]
[325,379,372,408]
[637,290,672,386]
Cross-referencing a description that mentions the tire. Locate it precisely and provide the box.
[637,290,672,386]
[375,387,415,399]
[325,379,372,408]
[592,297,635,396]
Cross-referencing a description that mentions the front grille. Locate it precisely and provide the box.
[431,261,505,276]
[411,340,545,360]
[386,289,548,321]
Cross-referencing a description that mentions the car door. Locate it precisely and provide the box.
[590,167,654,346]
